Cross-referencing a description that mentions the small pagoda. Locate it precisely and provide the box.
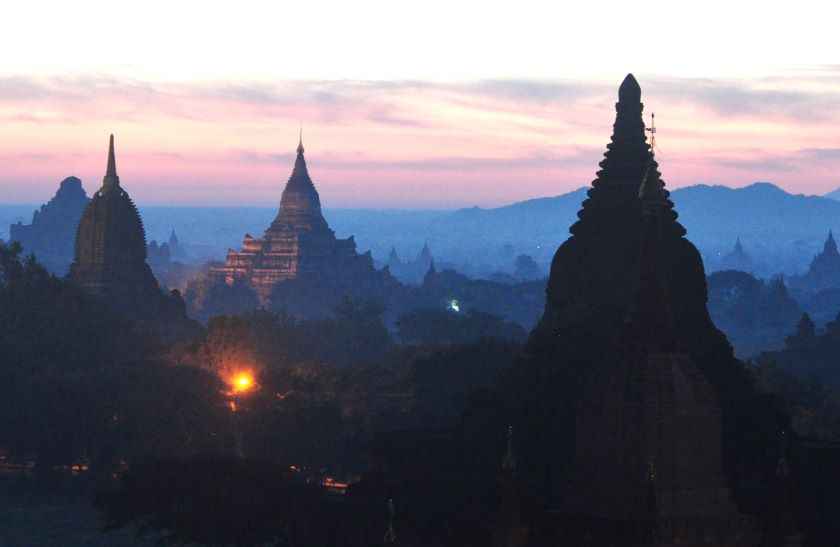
[720,237,754,273]
[209,135,377,304]
[796,231,840,291]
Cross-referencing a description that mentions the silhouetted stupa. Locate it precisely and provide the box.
[511,74,784,522]
[209,135,378,304]
[9,176,89,274]
[531,74,716,347]
[565,168,755,545]
[70,135,158,296]
[69,136,197,339]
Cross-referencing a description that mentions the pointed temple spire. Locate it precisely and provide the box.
[269,133,329,233]
[102,134,120,189]
[570,74,683,236]
[825,230,837,255]
[618,73,641,104]
[290,131,310,183]
[70,134,159,299]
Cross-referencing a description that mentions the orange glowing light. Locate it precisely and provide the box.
[231,373,254,393]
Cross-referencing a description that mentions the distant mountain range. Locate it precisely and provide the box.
[4,182,840,278]
[438,182,840,276]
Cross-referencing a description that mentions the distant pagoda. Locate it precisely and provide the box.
[69,136,195,339]
[795,231,840,291]
[9,176,89,274]
[209,135,377,304]
[720,237,754,273]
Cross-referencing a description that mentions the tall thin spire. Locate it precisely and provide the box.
[570,74,684,237]
[297,126,304,155]
[102,134,120,188]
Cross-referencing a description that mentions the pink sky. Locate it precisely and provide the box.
[2,70,840,208]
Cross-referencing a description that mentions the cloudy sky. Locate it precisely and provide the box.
[1,1,839,207]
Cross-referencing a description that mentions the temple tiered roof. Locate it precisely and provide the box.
[571,74,684,237]
[269,134,330,234]
[209,136,377,304]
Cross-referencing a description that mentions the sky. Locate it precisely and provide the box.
[1,1,839,208]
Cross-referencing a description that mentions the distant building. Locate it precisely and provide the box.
[168,229,186,261]
[386,242,434,285]
[720,237,754,273]
[791,231,840,292]
[9,176,89,274]
[209,136,382,305]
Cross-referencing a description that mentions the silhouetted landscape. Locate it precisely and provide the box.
[3,57,840,547]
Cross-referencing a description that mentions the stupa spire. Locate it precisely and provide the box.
[825,230,837,255]
[570,75,683,236]
[289,131,311,184]
[269,131,329,233]
[618,73,641,104]
[102,134,120,189]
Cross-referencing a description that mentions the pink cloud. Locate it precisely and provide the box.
[1,73,839,207]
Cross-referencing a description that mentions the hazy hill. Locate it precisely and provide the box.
[437,182,840,277]
[823,187,840,201]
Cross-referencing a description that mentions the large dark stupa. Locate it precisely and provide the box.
[69,135,197,340]
[510,75,786,519]
[530,74,718,355]
[70,135,159,296]
[564,169,757,545]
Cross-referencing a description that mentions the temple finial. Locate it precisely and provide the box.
[297,126,304,155]
[618,73,641,103]
[107,134,117,176]
[102,134,120,188]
